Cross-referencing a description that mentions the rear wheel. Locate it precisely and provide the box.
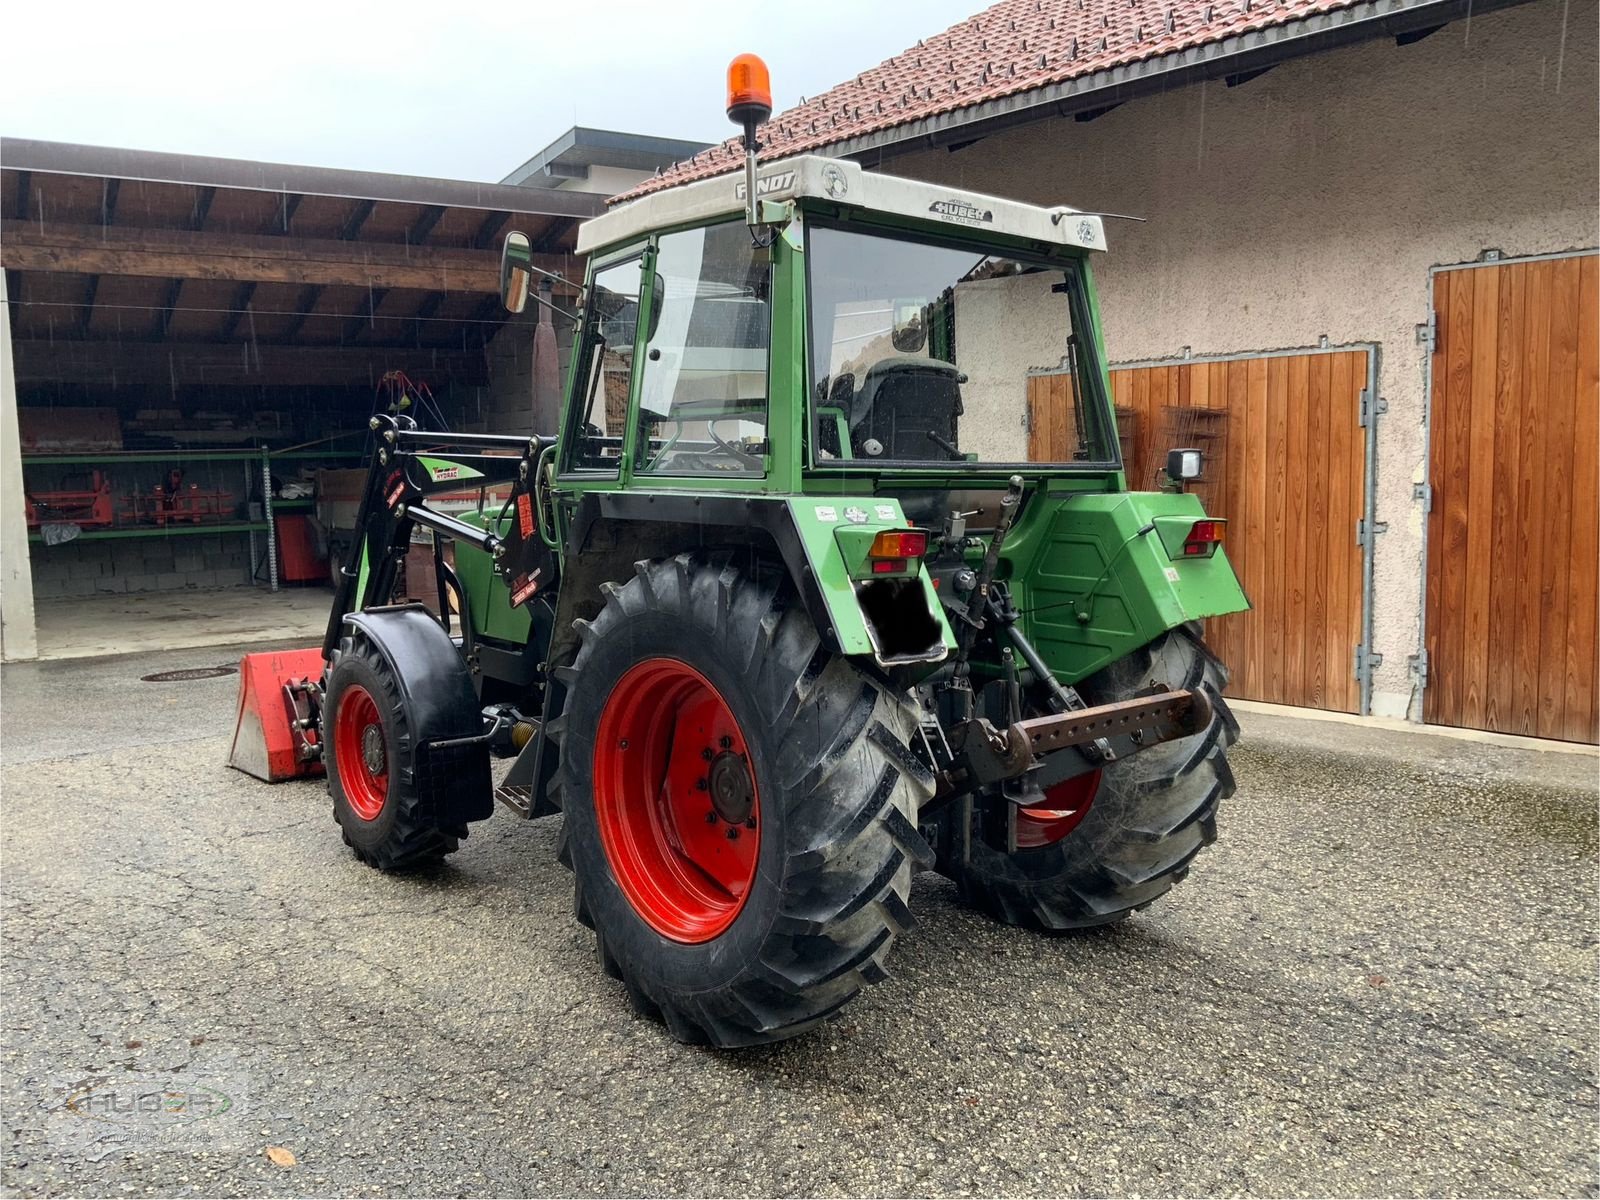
[552,555,935,1046]
[324,628,459,871]
[933,625,1237,930]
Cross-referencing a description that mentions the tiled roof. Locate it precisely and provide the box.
[618,0,1361,202]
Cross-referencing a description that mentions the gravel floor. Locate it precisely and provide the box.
[2,643,1595,1198]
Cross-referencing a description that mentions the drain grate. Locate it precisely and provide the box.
[140,665,239,683]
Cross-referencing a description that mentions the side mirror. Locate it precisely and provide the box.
[1165,447,1203,485]
[500,231,533,314]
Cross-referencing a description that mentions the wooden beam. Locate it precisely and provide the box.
[155,278,184,340]
[279,284,323,342]
[343,288,389,344]
[218,281,258,341]
[408,205,446,246]
[340,198,377,240]
[273,192,302,235]
[408,292,446,346]
[472,211,511,250]
[11,338,491,387]
[78,276,100,334]
[191,186,216,232]
[1,220,578,295]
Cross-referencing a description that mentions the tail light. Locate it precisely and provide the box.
[868,529,927,575]
[1183,519,1225,557]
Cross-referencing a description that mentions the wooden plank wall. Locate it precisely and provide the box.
[1039,351,1367,712]
[1424,254,1599,743]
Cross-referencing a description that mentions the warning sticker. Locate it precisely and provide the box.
[1164,567,1181,583]
[511,569,542,607]
[518,492,536,538]
[813,505,837,522]
[874,504,897,521]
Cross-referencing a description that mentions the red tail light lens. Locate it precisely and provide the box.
[868,530,927,559]
[1183,519,1226,556]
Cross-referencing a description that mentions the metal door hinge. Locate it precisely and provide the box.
[1354,645,1384,683]
[1358,516,1389,544]
[1409,648,1429,689]
[1415,310,1438,353]
[1359,389,1388,427]
[1413,481,1433,513]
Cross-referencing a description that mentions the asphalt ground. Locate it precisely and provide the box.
[2,642,1595,1198]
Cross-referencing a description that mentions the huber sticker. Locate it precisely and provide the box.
[844,506,869,525]
[814,505,838,522]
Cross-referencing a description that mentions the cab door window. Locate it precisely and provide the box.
[562,254,644,477]
[634,222,771,478]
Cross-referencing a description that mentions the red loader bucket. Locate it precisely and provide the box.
[227,648,327,782]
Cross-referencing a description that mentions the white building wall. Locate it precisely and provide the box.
[886,0,1598,719]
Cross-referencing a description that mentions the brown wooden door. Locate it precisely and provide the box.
[1094,351,1369,713]
[1423,253,1599,743]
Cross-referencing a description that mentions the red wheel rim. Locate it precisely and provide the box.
[334,683,388,822]
[592,658,761,944]
[1015,768,1103,849]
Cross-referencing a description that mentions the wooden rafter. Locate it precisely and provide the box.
[408,205,446,246]
[340,198,377,241]
[218,280,258,341]
[191,186,216,232]
[342,287,389,344]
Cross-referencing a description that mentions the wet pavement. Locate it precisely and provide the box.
[2,643,1595,1197]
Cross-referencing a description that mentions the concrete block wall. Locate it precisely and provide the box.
[28,534,254,600]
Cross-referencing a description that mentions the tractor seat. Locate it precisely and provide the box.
[851,357,965,462]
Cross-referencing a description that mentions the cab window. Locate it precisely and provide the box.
[562,254,644,477]
[634,222,771,478]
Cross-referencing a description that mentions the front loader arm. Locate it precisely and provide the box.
[322,414,551,660]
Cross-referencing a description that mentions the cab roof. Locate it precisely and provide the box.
[576,156,1106,257]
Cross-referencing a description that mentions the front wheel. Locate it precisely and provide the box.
[324,628,460,871]
[932,625,1238,930]
[552,555,935,1047]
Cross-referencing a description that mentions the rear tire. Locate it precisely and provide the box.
[552,554,935,1046]
[933,626,1238,930]
[324,628,459,871]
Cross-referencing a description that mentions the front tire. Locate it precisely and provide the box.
[552,555,935,1046]
[933,625,1238,930]
[324,628,459,871]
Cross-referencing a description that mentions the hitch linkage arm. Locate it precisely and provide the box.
[928,688,1213,807]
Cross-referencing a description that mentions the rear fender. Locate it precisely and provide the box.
[1001,490,1249,684]
[561,492,954,670]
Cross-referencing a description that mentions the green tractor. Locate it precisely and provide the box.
[294,60,1248,1046]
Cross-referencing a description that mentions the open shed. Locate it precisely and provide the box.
[0,138,603,661]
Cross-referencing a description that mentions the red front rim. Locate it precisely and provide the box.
[1015,768,1103,849]
[592,658,761,944]
[334,683,388,822]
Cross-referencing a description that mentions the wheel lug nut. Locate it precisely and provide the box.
[701,747,714,761]
[745,817,757,830]
[726,827,739,840]
[719,735,733,749]
[706,810,718,824]
[695,777,708,791]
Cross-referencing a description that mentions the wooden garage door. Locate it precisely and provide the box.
[1029,349,1369,712]
[1423,253,1599,743]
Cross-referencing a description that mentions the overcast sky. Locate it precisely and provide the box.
[3,0,985,183]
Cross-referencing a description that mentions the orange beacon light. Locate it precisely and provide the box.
[726,53,773,126]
